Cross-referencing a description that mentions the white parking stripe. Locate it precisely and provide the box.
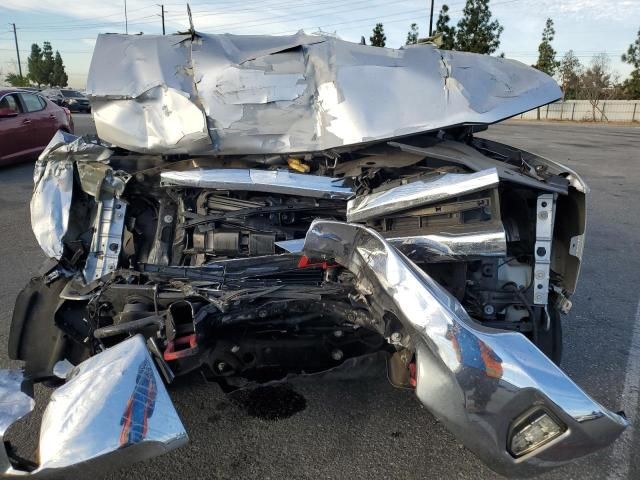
[607,299,640,480]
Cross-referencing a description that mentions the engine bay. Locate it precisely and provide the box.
[16,128,586,388]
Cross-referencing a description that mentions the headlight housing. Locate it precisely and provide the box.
[509,407,567,457]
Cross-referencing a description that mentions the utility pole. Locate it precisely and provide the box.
[10,23,22,77]
[158,4,165,35]
[124,0,128,34]
[428,0,435,36]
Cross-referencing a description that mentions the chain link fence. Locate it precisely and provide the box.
[516,100,640,122]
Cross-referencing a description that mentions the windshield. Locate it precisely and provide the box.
[61,90,84,98]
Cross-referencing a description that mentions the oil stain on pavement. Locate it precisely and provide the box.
[230,383,307,421]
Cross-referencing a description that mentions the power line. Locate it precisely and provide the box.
[17,15,157,31]
[179,0,416,32]
[269,7,430,35]
[11,3,156,28]
[0,48,93,53]
[172,0,385,19]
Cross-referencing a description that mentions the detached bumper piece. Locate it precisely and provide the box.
[0,336,187,478]
[302,220,627,477]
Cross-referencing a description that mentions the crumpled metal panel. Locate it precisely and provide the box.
[30,131,114,259]
[388,140,569,194]
[0,335,187,477]
[87,32,561,155]
[87,34,211,154]
[346,168,499,222]
[301,220,627,476]
[160,168,354,199]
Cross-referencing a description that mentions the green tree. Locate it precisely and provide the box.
[370,23,386,47]
[435,4,456,50]
[558,50,582,99]
[406,23,419,45]
[41,42,55,86]
[534,18,559,76]
[621,28,640,99]
[27,43,44,86]
[455,0,503,54]
[51,51,68,87]
[5,73,30,87]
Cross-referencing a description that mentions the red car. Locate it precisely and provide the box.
[0,88,74,165]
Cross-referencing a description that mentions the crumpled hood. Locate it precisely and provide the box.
[86,32,561,155]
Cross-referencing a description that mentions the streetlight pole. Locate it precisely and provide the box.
[124,0,128,34]
[10,23,22,77]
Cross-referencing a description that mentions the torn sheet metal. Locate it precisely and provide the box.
[87,32,561,155]
[31,131,114,259]
[0,335,187,477]
[471,137,589,194]
[160,168,354,199]
[388,141,569,194]
[346,168,499,223]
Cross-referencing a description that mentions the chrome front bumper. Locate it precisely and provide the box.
[302,220,627,477]
[0,336,187,478]
[0,222,626,478]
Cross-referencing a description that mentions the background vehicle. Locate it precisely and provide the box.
[41,88,91,113]
[0,89,73,165]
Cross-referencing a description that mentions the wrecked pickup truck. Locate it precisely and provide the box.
[1,31,627,478]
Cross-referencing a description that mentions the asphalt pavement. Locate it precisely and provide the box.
[1,115,639,479]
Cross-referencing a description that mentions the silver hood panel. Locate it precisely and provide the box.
[86,32,561,155]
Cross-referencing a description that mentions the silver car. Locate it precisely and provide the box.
[0,31,626,478]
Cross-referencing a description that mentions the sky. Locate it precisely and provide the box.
[0,0,638,88]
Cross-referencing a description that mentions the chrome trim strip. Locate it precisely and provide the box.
[346,168,499,223]
[388,223,507,262]
[302,220,627,477]
[276,222,507,262]
[160,169,354,200]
